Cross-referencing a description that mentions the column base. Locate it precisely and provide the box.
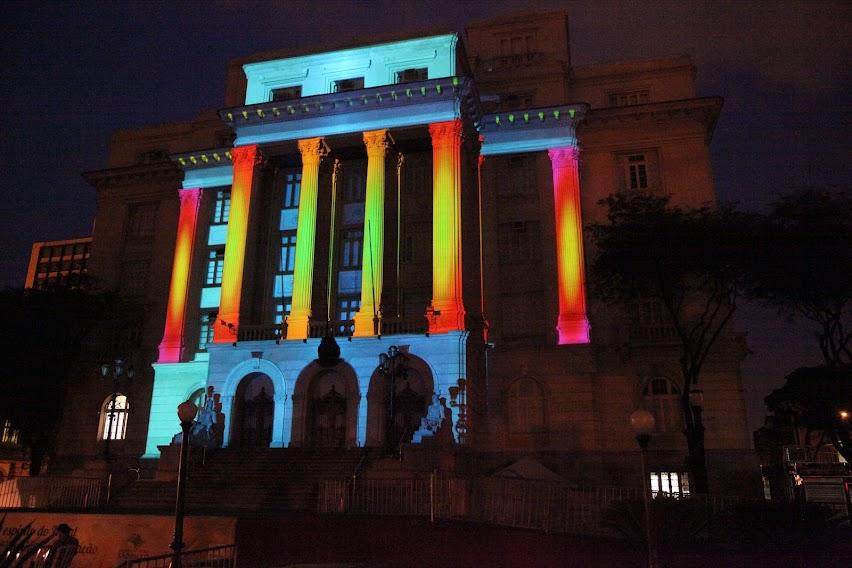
[353,310,380,337]
[426,303,466,334]
[286,313,310,340]
[157,340,182,363]
[557,315,591,345]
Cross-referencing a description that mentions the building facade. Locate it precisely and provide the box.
[53,13,757,495]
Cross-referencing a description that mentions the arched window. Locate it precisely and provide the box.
[643,377,681,433]
[100,394,130,440]
[507,378,545,433]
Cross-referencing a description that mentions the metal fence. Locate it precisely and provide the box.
[0,477,104,510]
[114,544,237,568]
[318,476,766,536]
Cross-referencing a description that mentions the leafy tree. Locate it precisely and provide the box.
[764,365,852,463]
[747,188,852,367]
[0,285,140,474]
[590,192,756,494]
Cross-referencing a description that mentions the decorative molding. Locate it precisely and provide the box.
[297,137,330,163]
[547,146,580,165]
[363,129,393,156]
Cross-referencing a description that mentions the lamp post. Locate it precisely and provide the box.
[100,358,135,461]
[377,345,407,453]
[172,400,197,567]
[630,409,658,568]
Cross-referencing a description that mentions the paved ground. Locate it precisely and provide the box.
[235,513,852,568]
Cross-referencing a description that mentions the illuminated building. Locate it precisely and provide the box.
[50,13,757,494]
[24,237,92,291]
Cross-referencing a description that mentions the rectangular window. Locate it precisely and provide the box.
[627,154,649,189]
[198,311,217,351]
[396,68,428,83]
[212,189,231,225]
[278,231,297,275]
[343,163,366,203]
[498,221,540,263]
[340,227,364,270]
[336,296,360,335]
[498,155,535,195]
[609,90,650,107]
[206,247,225,285]
[334,77,364,93]
[275,299,292,325]
[127,203,158,239]
[271,85,302,101]
[282,172,302,209]
[650,472,690,498]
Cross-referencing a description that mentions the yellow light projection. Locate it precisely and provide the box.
[214,145,259,343]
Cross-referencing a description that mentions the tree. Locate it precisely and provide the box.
[748,188,852,367]
[765,365,852,463]
[0,285,140,474]
[590,192,755,494]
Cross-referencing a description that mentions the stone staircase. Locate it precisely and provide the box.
[110,447,369,513]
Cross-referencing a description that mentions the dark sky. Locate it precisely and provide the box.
[2,0,850,433]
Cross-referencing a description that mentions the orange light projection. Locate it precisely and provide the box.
[427,120,465,333]
[548,146,590,344]
[214,145,260,343]
[158,188,202,362]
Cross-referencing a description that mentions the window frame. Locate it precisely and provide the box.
[99,394,130,441]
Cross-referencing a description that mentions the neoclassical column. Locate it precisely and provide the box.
[427,120,466,333]
[158,188,203,362]
[214,145,262,343]
[548,146,590,344]
[354,129,392,336]
[287,137,329,340]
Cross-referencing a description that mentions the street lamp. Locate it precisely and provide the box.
[377,345,407,453]
[630,409,658,568]
[171,400,198,567]
[100,358,134,460]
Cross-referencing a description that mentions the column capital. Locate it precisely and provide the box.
[429,119,463,146]
[177,187,203,206]
[548,145,580,165]
[298,137,330,164]
[232,144,263,167]
[363,129,393,156]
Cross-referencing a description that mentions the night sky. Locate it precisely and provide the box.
[2,0,850,433]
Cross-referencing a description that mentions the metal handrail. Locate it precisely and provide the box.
[0,476,104,510]
[113,544,237,568]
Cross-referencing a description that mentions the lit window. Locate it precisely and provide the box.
[336,296,360,335]
[206,247,225,285]
[271,85,302,101]
[212,189,231,225]
[507,378,545,433]
[283,173,301,209]
[340,228,363,270]
[650,471,690,498]
[627,154,648,190]
[643,377,682,433]
[100,395,129,441]
[279,232,297,275]
[396,68,428,83]
[275,299,292,325]
[2,419,20,446]
[127,203,158,238]
[334,77,364,93]
[198,311,217,351]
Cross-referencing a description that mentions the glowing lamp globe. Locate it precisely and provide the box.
[177,401,198,424]
[630,409,656,436]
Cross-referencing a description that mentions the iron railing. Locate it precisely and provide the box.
[236,323,285,342]
[319,476,762,536]
[113,544,237,568]
[0,477,103,510]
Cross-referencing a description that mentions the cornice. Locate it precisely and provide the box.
[582,97,722,135]
[170,147,234,171]
[83,162,182,189]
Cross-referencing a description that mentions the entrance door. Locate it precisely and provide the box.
[309,385,346,448]
[239,387,273,448]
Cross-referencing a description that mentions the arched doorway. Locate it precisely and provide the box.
[231,373,274,449]
[308,372,348,448]
[367,353,434,450]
